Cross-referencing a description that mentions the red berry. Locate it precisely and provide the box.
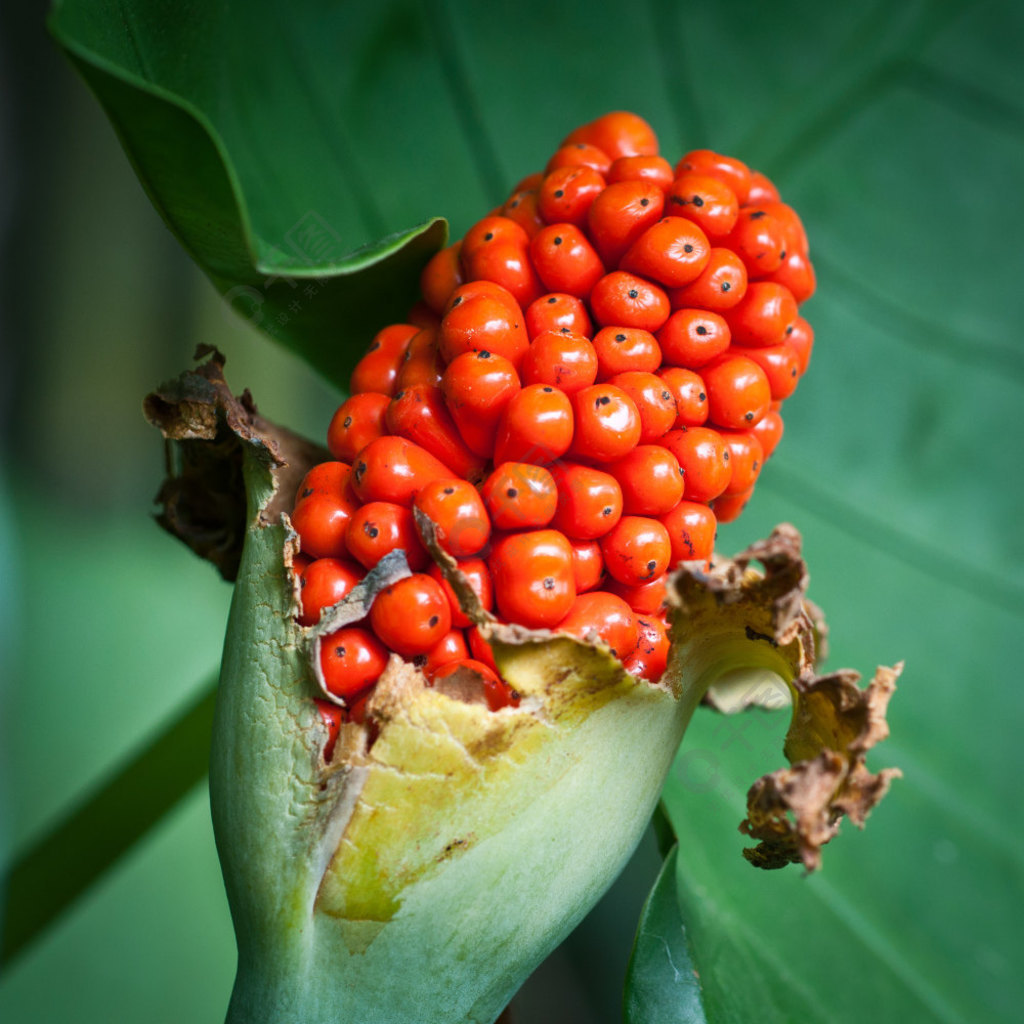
[586,180,665,267]
[724,207,787,276]
[666,173,740,237]
[668,247,748,312]
[298,558,364,627]
[607,444,684,516]
[622,614,669,680]
[570,383,642,462]
[438,290,529,370]
[605,574,668,616]
[488,529,577,628]
[741,344,801,402]
[719,431,764,496]
[621,216,711,289]
[751,408,785,459]
[314,699,344,760]
[420,243,465,316]
[520,329,599,396]
[657,308,731,368]
[351,436,456,507]
[481,462,558,531]
[599,515,672,586]
[462,239,544,309]
[345,501,429,571]
[545,142,613,176]
[606,371,678,442]
[658,366,709,427]
[562,111,659,160]
[725,282,798,347]
[606,154,674,191]
[501,187,545,238]
[785,315,815,374]
[765,249,816,305]
[431,658,519,711]
[350,324,419,396]
[549,462,623,540]
[746,170,780,204]
[662,427,732,503]
[370,574,452,657]
[394,326,444,390]
[525,293,593,339]
[461,215,531,258]
[568,538,605,592]
[413,478,491,558]
[427,558,494,628]
[556,591,638,659]
[675,149,752,204]
[386,384,486,480]
[296,461,353,503]
[320,626,389,700]
[420,629,470,676]
[537,165,606,226]
[529,223,605,297]
[326,392,390,463]
[659,500,717,565]
[440,349,521,458]
[711,488,754,523]
[493,383,575,465]
[589,271,671,332]
[291,491,358,560]
[701,353,772,429]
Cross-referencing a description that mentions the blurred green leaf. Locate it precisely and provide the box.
[48,0,447,391]
[623,845,706,1024]
[1,678,217,968]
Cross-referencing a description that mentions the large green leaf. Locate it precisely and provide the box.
[5,0,1021,1020]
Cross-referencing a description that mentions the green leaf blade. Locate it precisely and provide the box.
[624,845,707,1024]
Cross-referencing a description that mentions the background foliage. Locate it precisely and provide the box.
[1,0,1022,1021]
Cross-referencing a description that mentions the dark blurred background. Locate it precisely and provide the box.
[2,1,1022,1022]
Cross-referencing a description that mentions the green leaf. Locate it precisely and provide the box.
[623,845,706,1024]
[1,679,216,967]
[48,0,447,391]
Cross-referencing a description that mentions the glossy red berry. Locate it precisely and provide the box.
[701,353,772,429]
[751,407,785,459]
[568,538,604,592]
[419,629,470,676]
[605,574,668,616]
[662,427,732,503]
[785,315,814,374]
[657,308,731,368]
[314,699,344,760]
[668,247,747,312]
[350,323,419,397]
[537,165,606,226]
[493,383,575,465]
[520,329,599,396]
[666,174,740,238]
[546,141,613,175]
[675,149,752,204]
[462,239,544,309]
[438,290,529,370]
[711,488,754,524]
[556,591,638,659]
[606,154,674,191]
[296,461,354,503]
[591,327,662,379]
[326,392,390,463]
[599,515,672,585]
[461,215,531,258]
[529,223,605,297]
[741,344,801,401]
[291,491,358,560]
[413,478,491,558]
[481,462,558,530]
[345,501,429,571]
[386,385,486,480]
[420,242,465,315]
[622,614,670,680]
[606,371,678,443]
[427,558,494,628]
[549,462,623,539]
[350,436,456,508]
[570,383,642,462]
[369,573,452,657]
[725,282,798,347]
[319,626,389,700]
[298,557,364,627]
[658,366,709,427]
[525,292,593,339]
[746,170,780,204]
[621,217,711,289]
[719,431,764,496]
[590,272,671,332]
[440,349,521,457]
[488,529,577,628]
[394,326,444,390]
[724,207,787,276]
[562,111,659,160]
[586,180,665,267]
[659,500,717,565]
[607,444,684,516]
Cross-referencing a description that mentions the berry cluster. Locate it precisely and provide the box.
[291,112,815,752]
